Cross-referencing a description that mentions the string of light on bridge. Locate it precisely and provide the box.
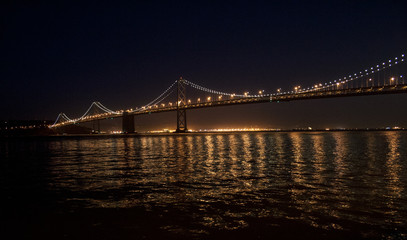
[294,54,405,94]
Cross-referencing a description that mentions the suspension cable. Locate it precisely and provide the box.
[299,53,405,94]
[95,102,117,114]
[140,80,177,108]
[184,80,254,97]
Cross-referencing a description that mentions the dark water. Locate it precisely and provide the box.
[1,132,407,239]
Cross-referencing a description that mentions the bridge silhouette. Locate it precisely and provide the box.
[51,53,407,133]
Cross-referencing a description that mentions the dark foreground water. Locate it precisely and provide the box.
[1,132,407,239]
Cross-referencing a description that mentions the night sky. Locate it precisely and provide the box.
[1,1,407,130]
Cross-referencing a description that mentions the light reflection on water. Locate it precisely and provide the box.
[1,132,407,238]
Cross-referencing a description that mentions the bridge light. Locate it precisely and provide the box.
[188,99,191,103]
[207,97,211,101]
[197,98,201,102]
[218,96,222,100]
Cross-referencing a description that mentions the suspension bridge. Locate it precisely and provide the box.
[51,53,407,133]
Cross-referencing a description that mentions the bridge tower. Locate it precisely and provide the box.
[176,77,188,133]
[122,111,135,134]
[91,104,101,133]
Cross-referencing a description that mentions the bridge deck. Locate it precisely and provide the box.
[54,84,407,126]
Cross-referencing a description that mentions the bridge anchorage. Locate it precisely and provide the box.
[49,53,407,133]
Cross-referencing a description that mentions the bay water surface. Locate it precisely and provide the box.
[1,132,406,239]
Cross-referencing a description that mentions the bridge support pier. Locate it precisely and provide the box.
[92,119,100,134]
[175,77,188,133]
[122,112,135,134]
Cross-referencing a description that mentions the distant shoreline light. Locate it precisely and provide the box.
[137,126,405,134]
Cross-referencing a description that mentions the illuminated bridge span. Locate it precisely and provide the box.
[51,53,407,133]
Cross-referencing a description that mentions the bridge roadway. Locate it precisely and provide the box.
[57,84,407,126]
